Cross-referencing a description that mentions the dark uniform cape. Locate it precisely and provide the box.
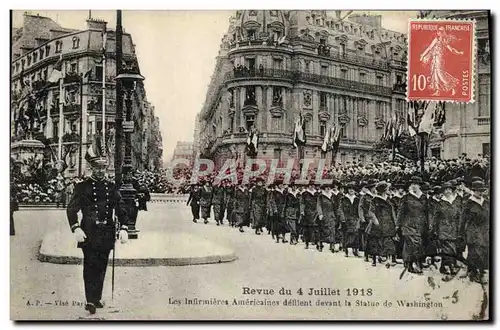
[66,176,128,305]
[265,188,275,232]
[187,188,201,220]
[199,186,213,219]
[211,186,225,222]
[272,189,287,235]
[300,189,318,243]
[396,192,427,263]
[67,177,128,251]
[283,191,300,239]
[331,190,343,245]
[316,192,336,244]
[358,192,374,251]
[233,187,250,227]
[426,196,441,257]
[250,186,267,229]
[338,194,360,248]
[461,197,489,271]
[366,195,397,256]
[224,186,234,222]
[431,194,462,267]
[390,194,404,258]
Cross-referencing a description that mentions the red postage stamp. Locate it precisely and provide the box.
[407,19,476,103]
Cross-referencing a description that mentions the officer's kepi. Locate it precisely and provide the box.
[85,137,108,167]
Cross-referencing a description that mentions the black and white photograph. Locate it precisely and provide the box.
[8,8,491,321]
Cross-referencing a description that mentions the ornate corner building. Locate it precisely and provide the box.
[11,12,163,176]
[194,10,409,169]
[422,10,490,159]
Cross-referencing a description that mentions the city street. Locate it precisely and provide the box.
[11,203,488,320]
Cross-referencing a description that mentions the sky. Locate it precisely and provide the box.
[12,10,417,164]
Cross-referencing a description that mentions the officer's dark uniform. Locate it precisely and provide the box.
[67,143,128,312]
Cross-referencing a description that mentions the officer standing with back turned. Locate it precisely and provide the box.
[66,138,129,315]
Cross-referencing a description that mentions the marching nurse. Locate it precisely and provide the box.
[66,140,129,315]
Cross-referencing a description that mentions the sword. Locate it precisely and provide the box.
[112,215,118,301]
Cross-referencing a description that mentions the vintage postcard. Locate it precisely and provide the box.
[10,9,491,321]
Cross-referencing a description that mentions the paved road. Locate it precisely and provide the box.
[10,203,488,320]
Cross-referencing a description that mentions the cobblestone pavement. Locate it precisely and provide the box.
[10,204,489,320]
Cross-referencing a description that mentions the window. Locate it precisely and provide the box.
[341,69,347,80]
[45,45,51,56]
[320,122,326,137]
[320,92,327,109]
[376,102,383,118]
[55,41,62,53]
[478,74,490,117]
[482,143,490,156]
[320,38,326,45]
[359,72,366,83]
[229,116,234,133]
[321,65,328,76]
[27,55,31,66]
[396,74,403,84]
[244,86,256,106]
[70,63,77,73]
[245,58,255,72]
[431,148,441,159]
[72,36,80,49]
[40,48,44,59]
[247,30,256,40]
[33,52,38,62]
[340,44,346,57]
[272,87,282,106]
[376,76,383,86]
[228,89,234,108]
[305,61,310,73]
[245,115,255,131]
[273,58,283,70]
[341,126,347,138]
[95,65,103,81]
[273,30,281,41]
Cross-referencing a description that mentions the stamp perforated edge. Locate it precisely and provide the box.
[405,17,477,104]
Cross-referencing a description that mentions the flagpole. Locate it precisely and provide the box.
[102,27,107,146]
[57,67,64,161]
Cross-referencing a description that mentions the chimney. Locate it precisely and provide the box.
[86,18,108,31]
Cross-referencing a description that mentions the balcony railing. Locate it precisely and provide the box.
[477,117,490,126]
[393,82,407,94]
[326,51,389,71]
[225,68,392,96]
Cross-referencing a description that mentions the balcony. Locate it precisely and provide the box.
[224,68,392,96]
[225,68,295,82]
[295,71,392,96]
[393,82,407,94]
[327,51,389,71]
[477,117,490,126]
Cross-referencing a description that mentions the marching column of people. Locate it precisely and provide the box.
[186,174,489,284]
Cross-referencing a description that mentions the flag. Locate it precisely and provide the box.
[433,101,446,127]
[246,127,259,157]
[48,54,63,83]
[407,112,417,137]
[418,104,434,135]
[331,124,341,154]
[321,125,331,153]
[293,113,306,148]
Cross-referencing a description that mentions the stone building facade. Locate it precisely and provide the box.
[422,10,491,159]
[195,10,409,170]
[11,12,163,176]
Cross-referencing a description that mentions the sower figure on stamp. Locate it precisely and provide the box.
[186,183,201,223]
[396,176,428,274]
[338,182,360,258]
[250,177,267,235]
[66,139,129,315]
